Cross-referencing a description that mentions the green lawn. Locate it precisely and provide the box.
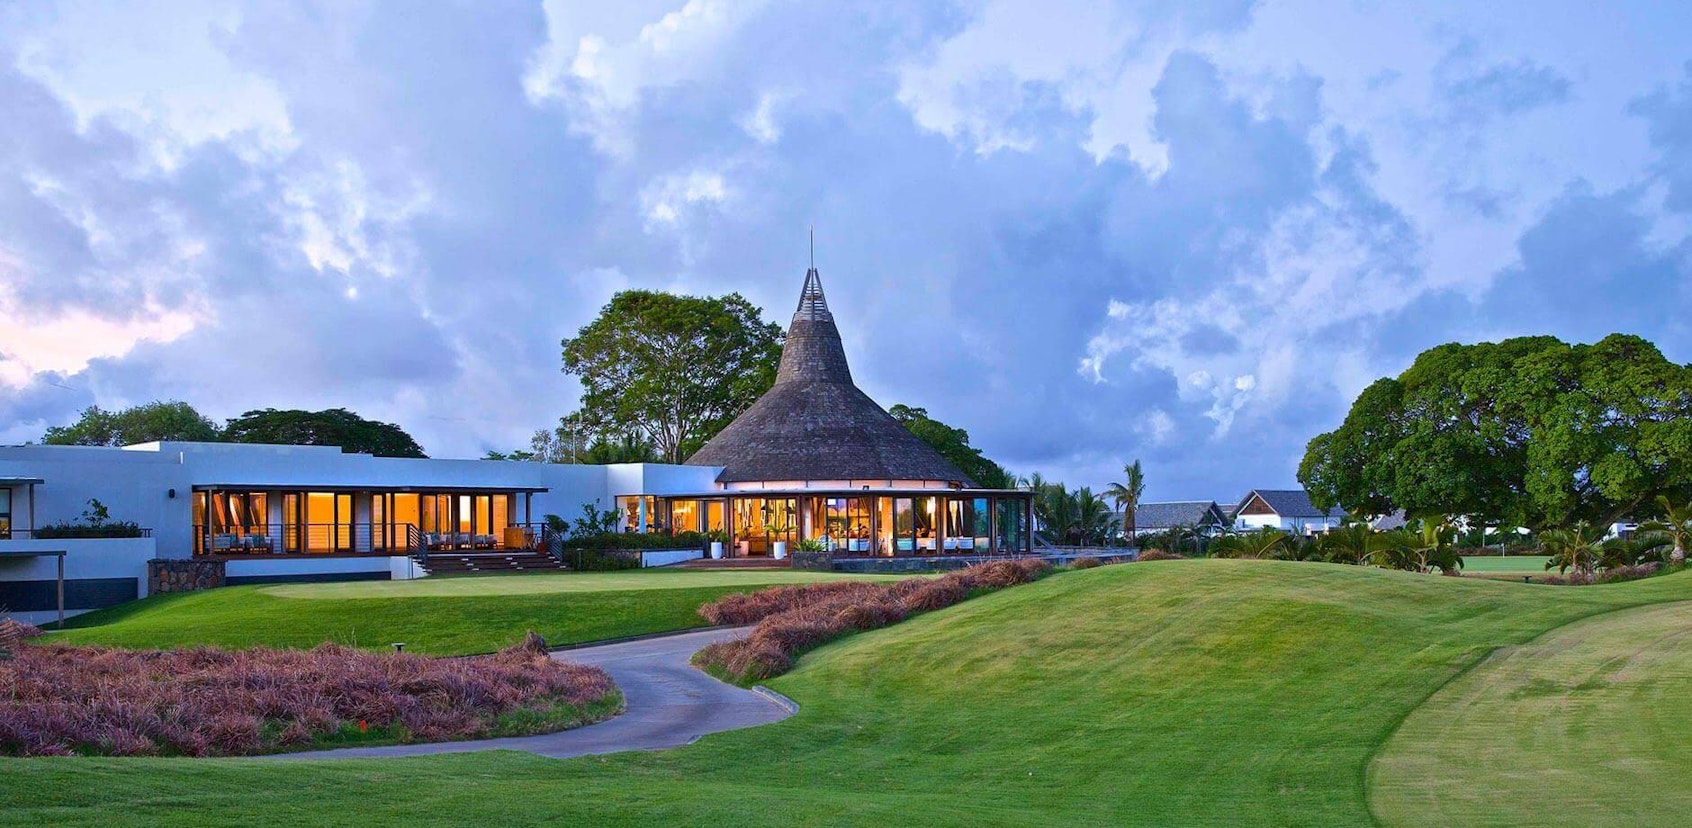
[1461,554,1552,572]
[49,569,895,655]
[7,560,1690,826]
[1371,600,1692,826]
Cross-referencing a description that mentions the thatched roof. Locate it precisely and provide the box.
[686,268,975,486]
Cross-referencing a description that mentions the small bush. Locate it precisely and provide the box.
[1137,549,1184,561]
[1069,556,1103,570]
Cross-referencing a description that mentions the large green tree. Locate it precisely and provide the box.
[223,408,426,458]
[888,404,1015,488]
[561,290,783,464]
[43,401,220,446]
[1299,334,1692,529]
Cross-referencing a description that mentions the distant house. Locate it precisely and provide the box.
[1132,501,1230,536]
[1232,489,1346,535]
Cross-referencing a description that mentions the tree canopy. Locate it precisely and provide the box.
[561,290,784,464]
[889,404,1015,488]
[43,401,220,446]
[1299,334,1692,528]
[223,408,427,458]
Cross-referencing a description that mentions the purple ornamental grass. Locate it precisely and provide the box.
[0,634,614,757]
[695,559,1053,683]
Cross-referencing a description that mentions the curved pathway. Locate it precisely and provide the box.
[279,627,794,760]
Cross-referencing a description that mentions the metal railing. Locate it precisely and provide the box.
[1,527,154,540]
[193,523,546,557]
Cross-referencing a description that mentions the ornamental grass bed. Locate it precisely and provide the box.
[0,623,618,757]
[694,559,1052,683]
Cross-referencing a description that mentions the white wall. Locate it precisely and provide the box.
[0,443,726,559]
[0,537,157,625]
[225,555,422,583]
[0,443,727,605]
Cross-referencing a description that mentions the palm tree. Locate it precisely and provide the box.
[1409,521,1463,574]
[1072,487,1118,545]
[1318,521,1395,566]
[1541,523,1605,579]
[1103,460,1146,543]
[1640,496,1691,567]
[1598,532,1671,570]
[1210,528,1293,559]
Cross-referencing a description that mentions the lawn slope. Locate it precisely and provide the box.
[51,570,894,655]
[1371,600,1692,827]
[7,560,1691,826]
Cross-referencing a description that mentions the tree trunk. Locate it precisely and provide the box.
[1674,541,1686,566]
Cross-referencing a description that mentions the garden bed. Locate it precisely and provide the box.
[0,624,619,757]
[692,558,1052,683]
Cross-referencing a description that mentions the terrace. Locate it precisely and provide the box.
[190,485,548,557]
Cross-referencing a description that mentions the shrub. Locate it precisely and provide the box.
[1137,549,1185,561]
[0,632,616,757]
[1069,556,1103,570]
[694,559,1051,683]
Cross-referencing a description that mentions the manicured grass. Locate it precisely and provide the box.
[48,570,893,656]
[1461,554,1551,572]
[1371,600,1692,827]
[6,561,1690,826]
[263,569,904,599]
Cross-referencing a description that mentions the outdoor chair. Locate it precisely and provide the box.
[212,534,238,553]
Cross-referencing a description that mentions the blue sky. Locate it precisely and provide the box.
[0,1,1688,503]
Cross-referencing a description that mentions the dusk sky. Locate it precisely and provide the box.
[1,0,1689,502]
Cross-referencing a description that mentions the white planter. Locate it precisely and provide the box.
[710,541,724,560]
[772,541,788,559]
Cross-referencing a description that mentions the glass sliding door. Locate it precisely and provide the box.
[822,497,872,554]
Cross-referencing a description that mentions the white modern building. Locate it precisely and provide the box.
[0,441,719,624]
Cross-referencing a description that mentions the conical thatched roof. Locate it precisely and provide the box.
[686,268,975,486]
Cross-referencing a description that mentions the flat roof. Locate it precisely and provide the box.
[0,476,45,485]
[649,488,1031,499]
[0,549,65,557]
[192,483,550,494]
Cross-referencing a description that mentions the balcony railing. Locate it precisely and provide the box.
[0,527,154,540]
[193,523,548,557]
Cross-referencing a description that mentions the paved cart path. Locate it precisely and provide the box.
[278,627,793,760]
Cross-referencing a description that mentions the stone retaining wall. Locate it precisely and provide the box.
[148,559,226,594]
[788,549,833,571]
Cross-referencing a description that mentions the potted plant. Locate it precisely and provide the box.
[708,530,726,560]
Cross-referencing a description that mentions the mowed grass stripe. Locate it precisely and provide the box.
[49,571,898,655]
[1370,600,1692,827]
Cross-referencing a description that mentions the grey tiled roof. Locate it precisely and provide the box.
[1238,489,1346,519]
[686,268,973,486]
[1134,501,1227,529]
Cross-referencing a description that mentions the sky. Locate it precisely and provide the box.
[0,0,1689,503]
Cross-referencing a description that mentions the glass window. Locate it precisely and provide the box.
[913,496,939,554]
[894,498,915,555]
[670,500,701,533]
[393,494,421,535]
[705,500,725,533]
[996,498,1027,553]
[491,494,510,542]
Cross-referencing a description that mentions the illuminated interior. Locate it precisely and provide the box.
[192,489,533,555]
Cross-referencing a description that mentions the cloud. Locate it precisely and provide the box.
[0,0,1688,508]
[1631,62,1692,214]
